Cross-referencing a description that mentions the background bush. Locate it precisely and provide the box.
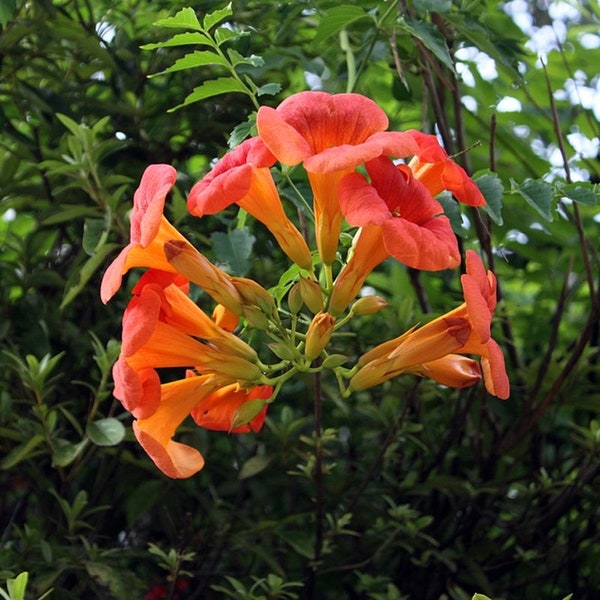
[1,0,599,598]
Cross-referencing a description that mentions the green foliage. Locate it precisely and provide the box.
[1,0,599,598]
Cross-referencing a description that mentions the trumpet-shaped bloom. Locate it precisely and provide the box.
[132,373,272,478]
[101,164,243,315]
[101,164,179,303]
[349,313,473,392]
[257,91,417,264]
[407,130,486,207]
[340,157,460,270]
[188,137,312,270]
[349,251,509,398]
[329,157,459,315]
[453,250,510,398]
[120,279,261,382]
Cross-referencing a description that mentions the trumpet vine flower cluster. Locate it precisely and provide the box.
[101,91,509,478]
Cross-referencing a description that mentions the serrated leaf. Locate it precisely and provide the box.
[1,434,45,469]
[214,26,246,46]
[141,31,214,50]
[202,3,233,30]
[438,193,467,235]
[257,82,282,97]
[150,50,229,78]
[154,7,202,31]
[238,454,272,479]
[211,227,255,276]
[314,5,369,43]
[228,113,257,148]
[226,48,263,68]
[561,183,598,206]
[512,178,554,221]
[168,77,250,111]
[86,418,126,446]
[398,17,456,73]
[476,172,505,225]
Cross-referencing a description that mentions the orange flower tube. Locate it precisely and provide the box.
[257,91,417,264]
[187,137,313,270]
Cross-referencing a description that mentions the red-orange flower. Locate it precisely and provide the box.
[101,164,179,303]
[349,251,509,398]
[187,137,312,270]
[101,164,243,314]
[132,372,271,478]
[329,156,459,315]
[349,314,473,392]
[406,130,486,207]
[257,91,417,264]
[113,270,272,478]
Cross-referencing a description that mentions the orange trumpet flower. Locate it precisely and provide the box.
[132,373,272,479]
[349,251,509,398]
[187,137,313,270]
[329,156,460,314]
[406,130,486,207]
[257,91,417,264]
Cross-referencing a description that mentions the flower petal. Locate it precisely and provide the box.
[131,164,178,247]
[339,172,391,227]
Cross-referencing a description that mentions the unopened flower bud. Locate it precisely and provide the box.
[304,311,336,360]
[232,277,276,315]
[351,295,388,316]
[243,306,270,330]
[287,282,303,314]
[299,277,324,314]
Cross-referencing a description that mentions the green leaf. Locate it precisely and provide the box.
[560,182,598,206]
[397,17,456,74]
[226,48,263,68]
[512,178,554,221]
[413,0,452,13]
[149,50,230,78]
[1,435,45,470]
[86,418,126,447]
[314,5,369,43]
[56,113,85,138]
[52,439,87,467]
[438,193,468,235]
[168,77,250,111]
[84,563,134,599]
[41,206,101,226]
[153,7,202,31]
[83,216,109,255]
[7,572,28,600]
[238,454,272,479]
[141,31,214,50]
[0,0,16,28]
[202,3,233,30]
[60,243,120,308]
[228,113,257,148]
[475,171,505,225]
[211,227,255,276]
[257,82,282,97]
